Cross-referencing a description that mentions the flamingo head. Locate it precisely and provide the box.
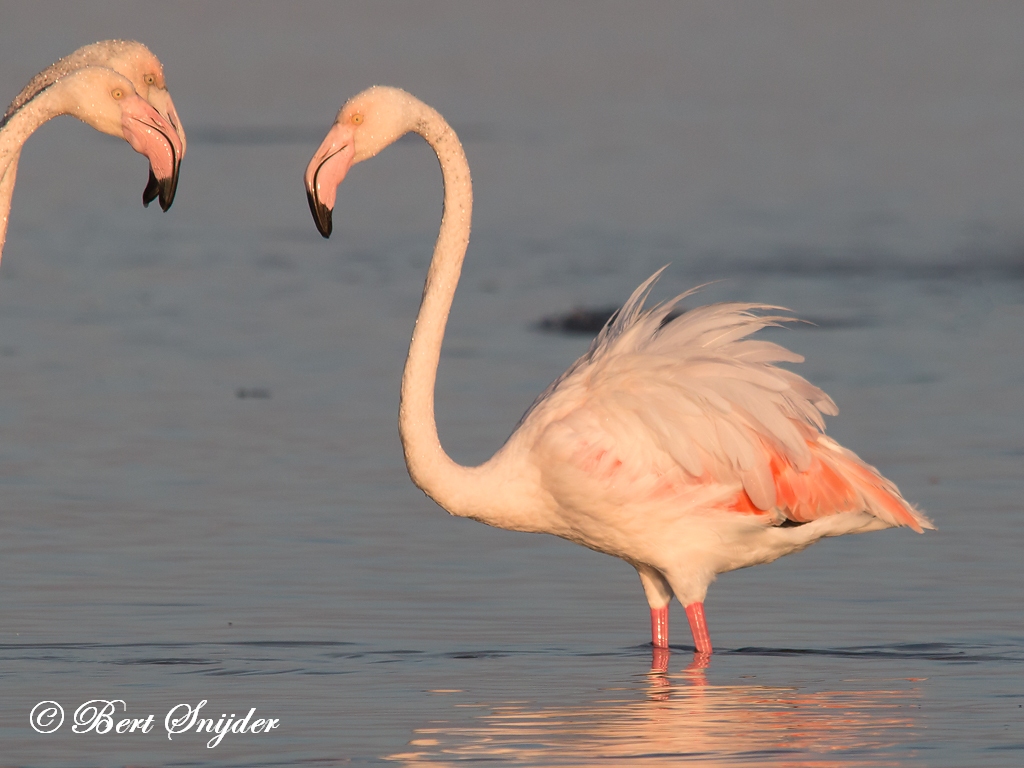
[72,41,188,209]
[91,40,188,157]
[61,67,183,211]
[304,86,421,237]
[2,40,187,210]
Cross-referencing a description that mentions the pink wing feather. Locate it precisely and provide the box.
[523,271,932,532]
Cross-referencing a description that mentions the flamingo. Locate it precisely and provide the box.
[305,87,933,657]
[0,42,185,260]
[3,40,187,157]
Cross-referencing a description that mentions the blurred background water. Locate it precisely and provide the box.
[0,2,1022,765]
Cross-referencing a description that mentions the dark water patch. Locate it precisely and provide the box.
[236,387,271,399]
[534,307,690,335]
[253,252,297,272]
[0,640,359,651]
[204,667,307,677]
[0,640,364,671]
[324,648,422,660]
[113,657,218,666]
[235,640,360,649]
[535,306,617,334]
[447,651,511,660]
[729,642,1023,663]
[66,641,999,667]
[533,304,869,336]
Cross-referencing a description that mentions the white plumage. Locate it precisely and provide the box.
[305,86,933,657]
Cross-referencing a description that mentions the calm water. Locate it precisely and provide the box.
[0,2,1022,765]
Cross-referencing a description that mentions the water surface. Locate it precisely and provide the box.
[0,2,1022,765]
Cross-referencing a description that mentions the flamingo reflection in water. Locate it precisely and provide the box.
[387,663,922,767]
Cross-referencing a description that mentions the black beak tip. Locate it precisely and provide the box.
[143,168,178,212]
[158,174,178,212]
[142,169,160,208]
[306,188,333,239]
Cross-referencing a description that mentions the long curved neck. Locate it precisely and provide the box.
[0,85,69,262]
[0,154,21,263]
[399,104,489,517]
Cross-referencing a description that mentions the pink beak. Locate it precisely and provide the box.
[304,122,356,238]
[120,94,183,211]
[159,93,187,158]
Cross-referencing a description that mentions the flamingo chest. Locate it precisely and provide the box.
[531,419,718,561]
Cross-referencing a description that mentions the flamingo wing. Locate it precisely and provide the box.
[524,272,932,533]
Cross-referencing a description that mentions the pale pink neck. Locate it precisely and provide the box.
[0,85,71,262]
[398,104,491,517]
[0,156,20,262]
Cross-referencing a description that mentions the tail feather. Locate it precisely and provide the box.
[819,437,934,532]
[734,436,933,533]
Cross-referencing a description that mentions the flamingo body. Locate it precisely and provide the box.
[306,86,932,656]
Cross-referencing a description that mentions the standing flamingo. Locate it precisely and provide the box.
[305,87,932,656]
[0,44,184,260]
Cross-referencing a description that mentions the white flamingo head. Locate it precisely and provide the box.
[304,86,420,237]
[2,40,187,210]
[86,40,187,157]
[96,42,187,210]
[67,41,187,210]
[1,40,188,157]
[60,67,183,210]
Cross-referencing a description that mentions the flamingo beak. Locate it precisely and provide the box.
[146,87,187,158]
[120,94,183,211]
[304,123,356,238]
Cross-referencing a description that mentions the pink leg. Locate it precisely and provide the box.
[684,602,713,655]
[650,605,669,648]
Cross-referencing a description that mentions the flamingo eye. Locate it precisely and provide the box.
[111,88,125,100]
[351,113,363,125]
[144,74,156,86]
